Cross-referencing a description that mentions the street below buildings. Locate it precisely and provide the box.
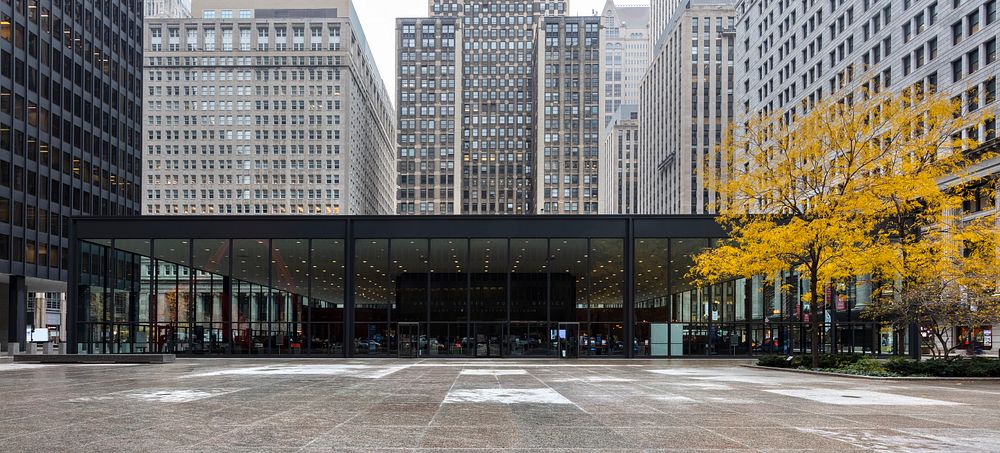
[1,359,999,451]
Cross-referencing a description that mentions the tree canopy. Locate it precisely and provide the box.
[692,89,994,367]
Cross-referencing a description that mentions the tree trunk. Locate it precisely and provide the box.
[810,266,821,369]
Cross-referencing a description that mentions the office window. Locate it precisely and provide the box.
[967,48,980,73]
[967,11,979,35]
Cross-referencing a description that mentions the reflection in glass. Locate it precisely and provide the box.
[670,239,710,322]
[232,239,269,353]
[192,239,229,353]
[272,240,309,353]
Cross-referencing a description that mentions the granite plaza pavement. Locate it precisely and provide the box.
[1,358,999,452]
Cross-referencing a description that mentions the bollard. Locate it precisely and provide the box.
[42,343,54,355]
[27,343,38,355]
[5,342,19,355]
[57,343,67,354]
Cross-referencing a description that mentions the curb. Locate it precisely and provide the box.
[742,364,1000,382]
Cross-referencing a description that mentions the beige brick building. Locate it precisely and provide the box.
[143,0,396,216]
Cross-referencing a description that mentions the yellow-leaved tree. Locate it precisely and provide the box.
[865,213,999,357]
[692,89,990,369]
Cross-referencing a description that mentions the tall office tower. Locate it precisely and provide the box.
[600,106,640,214]
[396,16,460,215]
[145,0,191,18]
[600,1,651,127]
[638,0,736,214]
[537,15,603,214]
[0,0,144,350]
[735,0,998,215]
[144,0,396,216]
[650,0,684,44]
[397,0,602,215]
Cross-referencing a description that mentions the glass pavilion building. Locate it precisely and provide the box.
[69,216,907,358]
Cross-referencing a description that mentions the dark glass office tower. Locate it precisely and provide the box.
[0,0,143,351]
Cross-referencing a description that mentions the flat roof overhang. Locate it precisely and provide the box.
[71,215,726,240]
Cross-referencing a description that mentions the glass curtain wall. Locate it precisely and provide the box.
[429,239,469,356]
[354,239,390,355]
[77,229,887,358]
[308,240,345,354]
[77,238,345,356]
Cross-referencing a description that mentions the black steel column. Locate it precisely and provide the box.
[306,239,313,354]
[67,221,80,353]
[624,218,634,358]
[344,221,355,358]
[7,275,26,348]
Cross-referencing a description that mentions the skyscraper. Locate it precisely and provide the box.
[396,0,602,215]
[143,0,396,216]
[638,0,736,214]
[600,106,640,214]
[0,0,144,350]
[600,1,651,127]
[537,15,604,214]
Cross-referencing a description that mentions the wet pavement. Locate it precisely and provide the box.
[1,358,999,451]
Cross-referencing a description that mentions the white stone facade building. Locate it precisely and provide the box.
[638,0,736,214]
[735,0,998,237]
[600,106,641,214]
[145,0,191,18]
[601,1,651,127]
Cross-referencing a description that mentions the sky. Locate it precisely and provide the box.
[351,0,645,100]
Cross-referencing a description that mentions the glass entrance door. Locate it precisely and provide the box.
[474,323,503,358]
[398,323,420,358]
[558,323,580,358]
